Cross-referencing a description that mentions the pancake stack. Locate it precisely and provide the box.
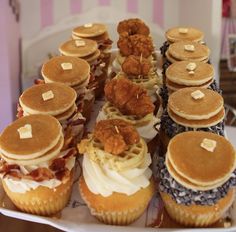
[165,61,214,93]
[0,115,76,216]
[159,131,236,227]
[160,87,225,152]
[59,37,108,98]
[41,56,94,120]
[18,83,85,148]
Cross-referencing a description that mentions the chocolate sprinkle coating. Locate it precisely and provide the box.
[157,158,236,206]
[160,108,225,139]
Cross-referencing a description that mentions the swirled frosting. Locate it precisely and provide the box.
[83,152,152,197]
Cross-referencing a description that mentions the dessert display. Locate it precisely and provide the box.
[59,37,109,98]
[0,115,76,216]
[97,78,161,154]
[41,56,94,121]
[72,23,113,97]
[158,131,236,226]
[0,19,235,230]
[160,87,225,152]
[78,119,155,225]
[17,83,85,149]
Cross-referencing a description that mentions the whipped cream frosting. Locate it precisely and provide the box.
[83,152,152,197]
[3,150,76,193]
[96,109,160,142]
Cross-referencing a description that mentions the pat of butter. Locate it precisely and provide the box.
[191,90,205,99]
[184,44,195,52]
[17,124,32,139]
[61,62,72,70]
[84,23,93,28]
[200,138,217,152]
[179,28,188,34]
[188,70,195,75]
[100,62,106,67]
[42,90,54,101]
[75,40,86,47]
[186,62,197,71]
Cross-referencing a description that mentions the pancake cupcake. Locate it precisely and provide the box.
[160,87,225,153]
[97,78,161,154]
[59,38,107,98]
[41,56,94,121]
[17,83,85,149]
[0,115,76,216]
[158,131,236,227]
[166,61,214,94]
[78,119,155,225]
[115,55,162,103]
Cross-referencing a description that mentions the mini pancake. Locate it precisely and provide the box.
[167,131,236,188]
[166,78,213,92]
[72,23,107,37]
[55,103,77,122]
[167,107,225,128]
[81,49,101,63]
[166,61,214,86]
[19,83,77,116]
[0,115,62,159]
[59,39,98,58]
[168,87,224,120]
[165,27,204,43]
[168,41,210,62]
[41,56,90,86]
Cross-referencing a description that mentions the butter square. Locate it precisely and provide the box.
[61,62,72,70]
[179,28,188,34]
[191,90,205,100]
[17,124,32,139]
[184,44,195,52]
[186,62,197,71]
[188,70,195,75]
[201,138,217,152]
[84,23,93,28]
[75,40,86,47]
[42,90,54,101]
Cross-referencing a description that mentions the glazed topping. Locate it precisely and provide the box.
[94,119,140,155]
[42,90,54,101]
[61,62,73,70]
[201,138,217,152]
[158,157,236,206]
[17,124,32,139]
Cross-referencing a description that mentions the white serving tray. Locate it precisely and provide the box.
[0,100,236,232]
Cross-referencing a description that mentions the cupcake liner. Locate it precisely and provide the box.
[79,177,154,225]
[2,172,74,216]
[160,189,235,227]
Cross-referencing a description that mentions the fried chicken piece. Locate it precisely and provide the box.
[122,55,152,76]
[117,34,154,58]
[117,18,150,36]
[104,78,155,117]
[94,119,140,155]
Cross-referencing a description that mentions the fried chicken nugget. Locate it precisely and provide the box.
[122,55,152,76]
[104,78,155,117]
[94,119,140,155]
[117,34,154,58]
[117,18,150,36]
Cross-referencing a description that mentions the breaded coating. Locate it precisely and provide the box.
[117,34,154,58]
[122,55,152,76]
[117,18,150,36]
[94,119,140,155]
[104,78,154,117]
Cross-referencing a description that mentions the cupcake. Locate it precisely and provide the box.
[78,119,155,225]
[72,23,113,94]
[0,115,76,216]
[115,55,162,103]
[59,38,108,98]
[17,83,85,149]
[158,131,236,227]
[97,78,161,155]
[41,56,94,121]
[160,87,225,154]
